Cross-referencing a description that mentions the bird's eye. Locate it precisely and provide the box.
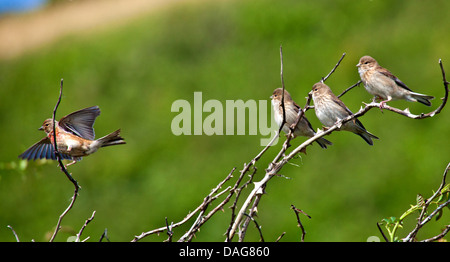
[314,88,318,92]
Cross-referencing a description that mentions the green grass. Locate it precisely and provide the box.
[0,0,449,242]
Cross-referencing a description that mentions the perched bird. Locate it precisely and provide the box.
[271,88,332,149]
[311,82,379,145]
[19,106,125,166]
[357,55,434,108]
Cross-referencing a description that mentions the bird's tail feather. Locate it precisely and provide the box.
[358,130,379,146]
[97,129,126,147]
[316,137,333,149]
[410,92,434,106]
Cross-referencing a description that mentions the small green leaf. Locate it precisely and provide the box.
[382,216,398,226]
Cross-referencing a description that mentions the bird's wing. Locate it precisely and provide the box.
[18,137,74,160]
[330,94,355,116]
[58,106,100,140]
[378,68,412,92]
[329,94,369,132]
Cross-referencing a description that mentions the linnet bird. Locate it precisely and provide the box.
[357,55,434,108]
[19,106,125,166]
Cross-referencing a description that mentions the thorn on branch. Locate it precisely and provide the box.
[291,204,311,242]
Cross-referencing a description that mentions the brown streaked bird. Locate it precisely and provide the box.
[311,82,379,146]
[271,88,333,149]
[357,55,434,108]
[19,106,125,166]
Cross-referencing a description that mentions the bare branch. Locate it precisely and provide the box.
[376,222,389,242]
[99,228,110,242]
[243,213,264,242]
[225,167,257,242]
[51,79,79,187]
[291,205,311,242]
[338,80,362,98]
[437,162,450,194]
[421,225,450,242]
[133,167,238,242]
[228,170,274,241]
[238,174,265,241]
[164,217,173,242]
[7,225,20,242]
[279,45,287,135]
[321,53,346,82]
[275,232,286,242]
[75,210,96,242]
[49,79,81,242]
[434,59,449,116]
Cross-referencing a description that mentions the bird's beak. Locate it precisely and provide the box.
[38,126,44,131]
[356,63,361,67]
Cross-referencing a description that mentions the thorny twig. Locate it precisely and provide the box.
[75,210,96,242]
[132,167,238,242]
[291,205,311,242]
[225,167,257,242]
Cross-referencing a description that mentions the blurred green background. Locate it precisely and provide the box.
[0,0,449,242]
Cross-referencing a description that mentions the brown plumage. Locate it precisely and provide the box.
[271,88,332,149]
[311,82,379,145]
[357,55,434,107]
[19,106,125,166]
